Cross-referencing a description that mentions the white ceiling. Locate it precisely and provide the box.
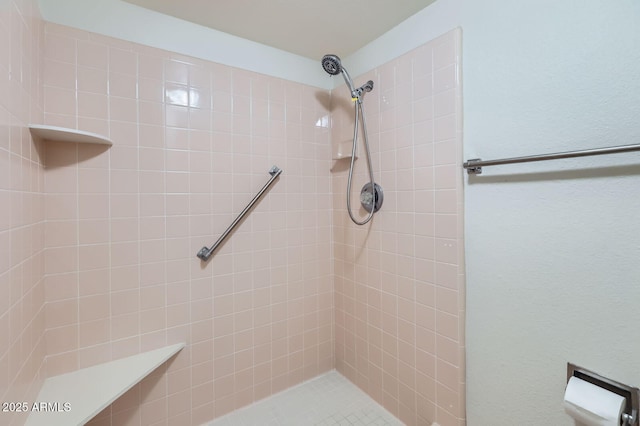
[122,0,438,60]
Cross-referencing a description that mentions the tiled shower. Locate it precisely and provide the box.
[1,1,464,425]
[331,32,464,425]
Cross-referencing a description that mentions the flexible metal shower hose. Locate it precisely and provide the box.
[346,98,376,225]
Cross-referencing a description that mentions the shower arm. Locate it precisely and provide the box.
[342,68,374,102]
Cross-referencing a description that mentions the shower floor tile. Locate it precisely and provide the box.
[206,370,403,426]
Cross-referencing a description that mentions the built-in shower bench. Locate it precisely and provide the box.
[25,343,185,426]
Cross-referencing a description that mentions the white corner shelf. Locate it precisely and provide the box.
[28,124,113,146]
[26,343,185,426]
[332,139,356,160]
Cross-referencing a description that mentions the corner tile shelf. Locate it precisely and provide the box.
[25,343,185,426]
[332,139,356,160]
[28,124,113,146]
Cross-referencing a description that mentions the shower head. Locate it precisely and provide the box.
[321,53,357,97]
[321,54,342,76]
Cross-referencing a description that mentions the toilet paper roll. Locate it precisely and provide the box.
[563,376,626,426]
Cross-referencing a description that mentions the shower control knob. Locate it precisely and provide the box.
[360,182,383,213]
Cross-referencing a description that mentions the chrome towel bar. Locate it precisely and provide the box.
[463,143,640,175]
[197,165,282,262]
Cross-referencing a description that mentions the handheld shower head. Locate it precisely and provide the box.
[321,54,342,76]
[321,53,357,97]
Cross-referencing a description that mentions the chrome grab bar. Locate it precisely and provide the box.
[196,165,282,262]
[463,143,640,175]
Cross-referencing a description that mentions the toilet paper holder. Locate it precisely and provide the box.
[567,363,639,426]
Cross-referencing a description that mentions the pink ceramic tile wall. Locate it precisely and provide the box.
[0,0,46,425]
[41,23,334,425]
[331,29,465,426]
[4,9,465,426]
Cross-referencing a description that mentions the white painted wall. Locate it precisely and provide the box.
[460,1,640,424]
[344,0,462,78]
[36,0,640,424]
[36,0,330,89]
